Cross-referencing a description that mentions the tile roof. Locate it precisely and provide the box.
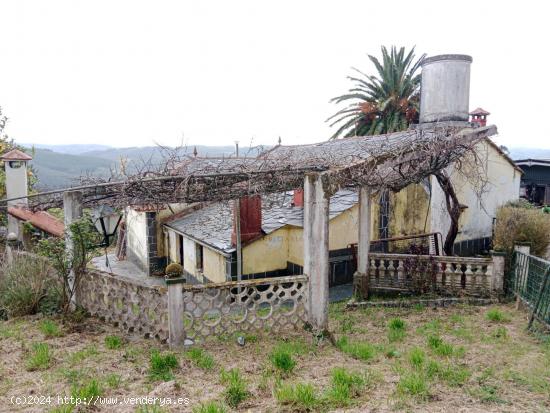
[7,207,64,237]
[469,107,490,116]
[164,189,358,254]
[1,149,33,161]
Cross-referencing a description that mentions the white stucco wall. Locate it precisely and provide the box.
[125,208,149,272]
[430,139,521,242]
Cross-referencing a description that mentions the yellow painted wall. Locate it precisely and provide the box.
[203,247,227,283]
[243,228,289,274]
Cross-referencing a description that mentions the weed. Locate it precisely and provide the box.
[492,326,508,339]
[135,405,167,413]
[396,371,430,400]
[39,319,62,338]
[184,348,215,370]
[104,335,123,350]
[149,350,179,381]
[105,373,122,389]
[26,342,52,371]
[220,368,249,408]
[486,308,509,323]
[123,346,141,362]
[192,401,227,413]
[341,315,355,333]
[71,378,102,403]
[336,336,376,361]
[275,382,319,410]
[427,335,454,357]
[408,347,425,368]
[388,317,406,330]
[69,345,98,363]
[385,347,401,359]
[325,367,365,406]
[270,346,296,375]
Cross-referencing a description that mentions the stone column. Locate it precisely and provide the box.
[489,251,506,295]
[63,191,83,305]
[166,277,186,348]
[353,187,371,300]
[303,173,330,332]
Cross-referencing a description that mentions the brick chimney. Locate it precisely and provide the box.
[469,107,490,127]
[1,149,32,240]
[292,189,304,207]
[231,195,262,245]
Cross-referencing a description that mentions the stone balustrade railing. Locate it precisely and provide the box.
[367,252,505,297]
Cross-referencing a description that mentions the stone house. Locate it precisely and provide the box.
[123,118,520,283]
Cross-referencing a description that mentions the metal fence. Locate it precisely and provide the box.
[513,251,550,327]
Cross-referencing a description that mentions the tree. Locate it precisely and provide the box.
[327,46,426,139]
[37,217,101,315]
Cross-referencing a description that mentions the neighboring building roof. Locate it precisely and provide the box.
[514,159,550,167]
[484,138,523,174]
[1,149,33,161]
[7,207,64,237]
[469,107,490,116]
[164,190,358,254]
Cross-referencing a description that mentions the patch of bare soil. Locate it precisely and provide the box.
[0,303,549,412]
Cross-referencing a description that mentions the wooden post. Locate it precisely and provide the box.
[63,191,83,305]
[303,173,330,332]
[353,186,371,300]
[166,278,185,347]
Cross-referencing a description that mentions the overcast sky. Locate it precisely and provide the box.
[0,0,548,149]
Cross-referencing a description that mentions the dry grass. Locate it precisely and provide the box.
[1,303,549,412]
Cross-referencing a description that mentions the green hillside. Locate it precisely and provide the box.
[29,148,114,189]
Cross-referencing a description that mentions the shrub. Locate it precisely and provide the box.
[192,401,227,413]
[220,368,249,408]
[0,254,61,317]
[149,350,178,381]
[275,382,319,410]
[336,336,376,361]
[165,262,183,278]
[270,346,296,375]
[185,348,215,370]
[493,205,550,256]
[104,335,123,350]
[39,319,62,338]
[26,342,52,371]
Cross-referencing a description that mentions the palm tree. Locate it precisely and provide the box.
[328,46,426,139]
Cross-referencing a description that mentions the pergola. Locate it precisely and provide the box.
[5,123,497,332]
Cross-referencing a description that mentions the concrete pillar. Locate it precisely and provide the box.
[303,173,330,332]
[489,251,506,294]
[166,278,185,347]
[353,187,371,300]
[63,191,83,304]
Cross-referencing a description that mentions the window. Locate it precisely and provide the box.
[195,243,203,272]
[178,235,184,266]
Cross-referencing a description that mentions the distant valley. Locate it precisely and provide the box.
[20,143,269,190]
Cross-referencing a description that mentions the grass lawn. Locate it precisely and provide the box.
[1,302,549,412]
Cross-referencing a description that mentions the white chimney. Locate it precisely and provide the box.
[419,54,472,124]
[1,149,32,239]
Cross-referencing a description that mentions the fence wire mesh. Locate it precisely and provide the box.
[514,251,550,325]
